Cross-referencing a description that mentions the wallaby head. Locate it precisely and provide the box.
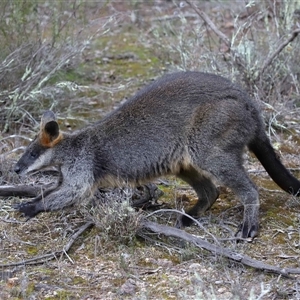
[14,110,63,176]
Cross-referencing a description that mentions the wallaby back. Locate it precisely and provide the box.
[14,71,300,239]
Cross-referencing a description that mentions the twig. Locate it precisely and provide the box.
[249,167,300,174]
[150,13,198,22]
[0,221,94,268]
[0,134,32,142]
[258,28,300,80]
[139,219,300,277]
[63,221,93,252]
[0,147,26,158]
[259,187,285,194]
[248,169,268,174]
[185,0,230,47]
[0,218,24,224]
[185,0,246,75]
[2,230,35,246]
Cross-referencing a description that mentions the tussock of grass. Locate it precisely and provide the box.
[83,189,142,246]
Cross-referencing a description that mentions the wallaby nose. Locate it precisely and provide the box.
[14,165,21,174]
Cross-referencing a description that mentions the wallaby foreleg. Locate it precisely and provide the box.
[15,182,93,218]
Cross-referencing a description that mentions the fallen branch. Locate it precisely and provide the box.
[150,13,198,22]
[139,218,300,277]
[0,221,94,267]
[0,183,54,198]
[144,208,242,243]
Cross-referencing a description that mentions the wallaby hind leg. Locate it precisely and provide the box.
[176,167,219,227]
[206,155,259,239]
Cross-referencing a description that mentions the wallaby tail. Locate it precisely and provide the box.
[249,132,300,196]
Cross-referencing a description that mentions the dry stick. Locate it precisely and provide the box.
[185,0,230,46]
[0,147,26,158]
[150,13,198,22]
[145,208,247,243]
[185,0,245,73]
[139,219,300,277]
[0,184,54,198]
[0,221,94,268]
[258,28,300,79]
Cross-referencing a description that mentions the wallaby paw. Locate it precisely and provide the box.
[235,222,258,241]
[13,202,39,219]
[235,204,259,241]
[175,214,194,228]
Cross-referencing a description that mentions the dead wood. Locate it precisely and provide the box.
[138,218,300,278]
[0,183,54,198]
[1,213,300,277]
[258,28,300,80]
[185,0,230,46]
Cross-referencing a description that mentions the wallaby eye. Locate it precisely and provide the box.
[30,152,38,159]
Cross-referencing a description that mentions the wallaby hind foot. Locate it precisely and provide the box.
[174,164,259,239]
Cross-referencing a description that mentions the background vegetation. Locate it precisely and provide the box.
[1,0,300,299]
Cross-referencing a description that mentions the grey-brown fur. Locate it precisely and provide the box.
[14,71,300,238]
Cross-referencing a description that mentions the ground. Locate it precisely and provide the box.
[1,1,300,299]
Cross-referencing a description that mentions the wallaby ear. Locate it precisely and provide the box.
[44,121,59,139]
[39,111,62,147]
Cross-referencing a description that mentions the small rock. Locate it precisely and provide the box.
[223,21,234,29]
[217,287,227,294]
[6,277,19,287]
[223,292,233,299]
[157,258,173,268]
[119,278,136,295]
[189,263,202,270]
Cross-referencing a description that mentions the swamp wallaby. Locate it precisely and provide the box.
[14,71,300,239]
